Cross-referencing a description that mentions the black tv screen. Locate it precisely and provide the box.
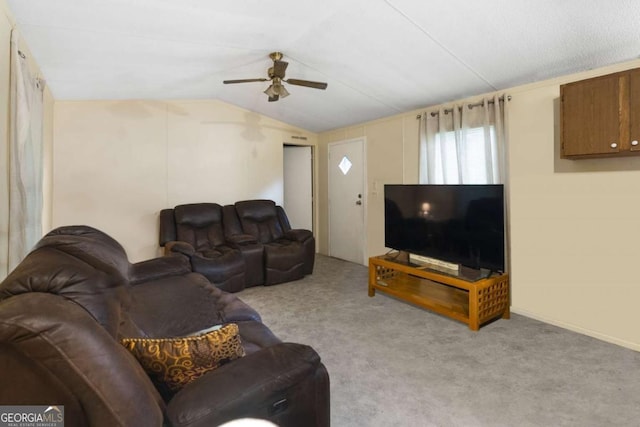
[384,184,505,272]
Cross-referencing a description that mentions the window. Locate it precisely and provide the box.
[419,97,508,185]
[432,126,497,184]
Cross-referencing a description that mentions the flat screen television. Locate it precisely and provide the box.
[384,184,505,273]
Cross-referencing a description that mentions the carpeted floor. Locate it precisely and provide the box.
[238,255,640,427]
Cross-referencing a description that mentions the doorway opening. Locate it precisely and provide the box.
[283,144,314,232]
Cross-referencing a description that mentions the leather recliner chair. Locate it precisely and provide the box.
[0,225,329,427]
[231,200,315,286]
[159,203,246,293]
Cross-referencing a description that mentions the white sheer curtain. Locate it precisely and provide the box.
[419,95,509,184]
[7,31,45,272]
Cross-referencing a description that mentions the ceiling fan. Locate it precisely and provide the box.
[223,52,328,102]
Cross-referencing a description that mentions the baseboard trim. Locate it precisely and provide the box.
[511,307,640,352]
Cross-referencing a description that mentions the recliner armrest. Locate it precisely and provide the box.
[284,229,313,242]
[159,208,177,246]
[165,241,196,256]
[130,254,192,285]
[167,342,327,427]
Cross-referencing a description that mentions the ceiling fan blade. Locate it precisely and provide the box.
[268,95,279,102]
[285,79,328,90]
[273,60,288,78]
[223,78,269,84]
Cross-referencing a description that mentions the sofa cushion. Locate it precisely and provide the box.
[128,273,261,338]
[39,225,132,282]
[0,244,129,338]
[234,200,285,243]
[121,323,245,396]
[175,203,227,249]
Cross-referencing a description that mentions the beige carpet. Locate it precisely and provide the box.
[238,255,640,427]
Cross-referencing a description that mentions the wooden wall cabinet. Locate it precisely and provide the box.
[561,67,640,159]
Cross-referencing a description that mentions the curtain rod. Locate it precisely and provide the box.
[415,95,511,119]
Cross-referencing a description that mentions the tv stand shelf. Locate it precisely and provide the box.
[368,254,510,330]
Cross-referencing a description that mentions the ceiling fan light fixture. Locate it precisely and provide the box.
[278,84,290,98]
[264,84,277,97]
[264,79,290,100]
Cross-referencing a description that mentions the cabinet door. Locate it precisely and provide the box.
[629,69,640,152]
[561,73,621,157]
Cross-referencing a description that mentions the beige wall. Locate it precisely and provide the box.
[507,60,640,351]
[318,59,640,351]
[0,2,54,278]
[53,100,316,262]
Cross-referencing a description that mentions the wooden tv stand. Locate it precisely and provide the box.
[368,253,510,331]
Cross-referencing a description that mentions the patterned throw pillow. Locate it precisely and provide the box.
[121,323,245,395]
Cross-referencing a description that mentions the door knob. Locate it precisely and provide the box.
[356,200,362,205]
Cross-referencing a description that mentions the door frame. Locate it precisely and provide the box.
[328,137,368,265]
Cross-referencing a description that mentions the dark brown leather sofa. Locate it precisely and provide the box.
[160,200,315,292]
[0,225,329,427]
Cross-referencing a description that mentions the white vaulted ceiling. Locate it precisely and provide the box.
[6,0,640,132]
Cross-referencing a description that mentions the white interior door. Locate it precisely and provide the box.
[283,145,313,230]
[328,138,365,264]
